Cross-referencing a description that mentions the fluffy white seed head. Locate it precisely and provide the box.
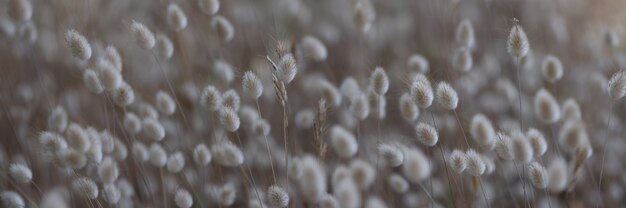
[541,55,563,83]
[561,98,581,120]
[370,66,389,95]
[211,16,235,42]
[278,54,298,84]
[456,19,475,48]
[72,177,99,199]
[415,122,438,146]
[512,134,533,163]
[267,185,290,208]
[175,189,193,208]
[149,143,167,167]
[299,155,327,203]
[201,85,222,111]
[449,149,467,173]
[98,63,123,90]
[198,0,219,15]
[166,152,186,173]
[1,191,24,208]
[83,69,104,94]
[353,0,374,34]
[496,132,514,160]
[320,81,342,107]
[605,29,620,49]
[242,71,263,99]
[295,109,315,129]
[143,118,165,141]
[65,29,92,61]
[112,139,128,161]
[388,174,409,194]
[350,159,376,190]
[410,75,434,108]
[253,118,271,136]
[66,123,91,153]
[350,92,370,120]
[156,34,174,59]
[98,157,119,184]
[470,114,495,148]
[330,125,358,158]
[48,106,68,132]
[39,131,68,154]
[104,46,122,71]
[436,82,458,110]
[213,60,235,83]
[222,90,241,111]
[528,162,548,189]
[378,143,404,167]
[507,24,530,58]
[212,142,244,167]
[132,142,149,162]
[9,0,32,22]
[301,36,327,61]
[402,148,431,183]
[399,93,419,122]
[319,194,340,208]
[155,91,176,115]
[111,83,135,107]
[87,139,103,164]
[218,107,240,132]
[334,179,361,208]
[608,71,626,101]
[558,120,589,152]
[103,184,121,204]
[131,21,155,49]
[9,163,32,184]
[365,197,387,208]
[340,77,361,98]
[548,157,568,192]
[534,88,561,124]
[407,54,429,73]
[167,4,187,31]
[453,47,472,72]
[124,113,142,134]
[465,149,486,176]
[193,144,212,166]
[527,128,547,157]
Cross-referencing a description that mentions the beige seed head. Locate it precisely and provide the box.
[456,19,475,48]
[541,55,563,83]
[299,155,327,203]
[132,142,149,162]
[353,0,375,34]
[526,128,547,157]
[167,4,188,31]
[155,90,176,115]
[267,185,290,208]
[278,54,298,84]
[470,113,495,148]
[166,152,185,173]
[399,93,419,122]
[211,141,244,167]
[496,132,514,160]
[435,82,458,110]
[211,16,235,42]
[301,35,328,61]
[48,106,68,132]
[370,66,389,95]
[558,120,589,152]
[608,71,626,101]
[507,24,530,58]
[198,0,220,15]
[334,179,361,208]
[222,90,241,111]
[104,46,122,71]
[402,148,431,183]
[98,157,119,184]
[330,125,358,158]
[453,47,472,72]
[142,118,165,141]
[350,159,376,190]
[124,112,142,134]
[410,74,434,108]
[534,88,561,124]
[83,69,104,94]
[465,149,486,176]
[415,122,438,146]
[149,143,167,167]
[103,184,121,204]
[512,134,533,163]
[175,189,193,208]
[9,0,32,23]
[561,98,581,120]
[548,157,568,192]
[378,143,404,167]
[218,107,240,132]
[201,85,222,111]
[9,163,32,184]
[66,123,91,153]
[193,144,212,166]
[528,162,548,189]
[65,29,92,61]
[213,60,235,83]
[350,92,370,120]
[130,21,155,49]
[156,34,174,59]
[72,177,99,199]
[97,63,123,90]
[242,71,263,99]
[111,82,135,107]
[1,191,24,208]
[388,174,409,194]
[449,149,467,173]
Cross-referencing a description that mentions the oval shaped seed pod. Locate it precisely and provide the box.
[83,69,104,93]
[299,155,326,203]
[213,60,235,84]
[39,131,68,154]
[156,34,174,59]
[547,157,568,192]
[193,144,211,166]
[155,91,176,115]
[1,190,24,208]
[111,83,135,107]
[370,66,389,95]
[332,166,351,187]
[378,143,404,167]
[407,54,429,74]
[201,85,222,111]
[528,162,548,189]
[512,134,533,163]
[149,143,167,167]
[330,125,358,158]
[526,128,547,157]
[541,55,563,83]
[453,47,472,72]
[175,189,193,208]
[320,81,342,107]
[388,174,409,194]
[252,118,271,136]
[402,148,430,183]
[334,179,361,208]
[167,4,187,31]
[301,35,327,61]
[66,123,91,153]
[278,54,298,84]
[98,157,119,184]
[9,0,32,23]
[558,120,589,152]
[143,118,165,141]
[132,142,149,162]
[103,184,121,204]
[319,194,340,208]
[350,92,370,120]
[340,77,361,98]
[9,163,32,184]
[98,64,123,90]
[48,106,68,132]
[198,0,220,15]
[534,88,560,124]
[415,122,438,146]
[399,93,419,122]
[86,134,103,164]
[130,21,155,49]
[166,152,185,173]
[353,0,374,34]
[222,90,240,111]
[99,130,116,154]
[507,24,530,58]
[410,75,434,108]
[65,29,92,61]
[608,71,626,101]
[456,19,475,48]
[435,82,458,110]
[449,149,467,173]
[295,109,315,129]
[242,71,263,100]
[350,159,376,190]
[496,132,514,160]
[72,177,99,199]
[211,142,244,167]
[211,16,234,42]
[470,114,495,148]
[124,113,142,134]
[267,185,290,208]
[105,46,122,71]
[218,107,240,132]
[465,149,485,176]
[482,155,496,175]
[113,139,128,160]
[561,98,581,120]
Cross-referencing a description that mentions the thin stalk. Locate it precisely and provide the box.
[256,100,277,184]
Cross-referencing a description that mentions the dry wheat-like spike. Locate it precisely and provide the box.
[449,149,467,173]
[103,184,121,204]
[350,92,370,120]
[399,92,419,122]
[132,142,149,162]
[330,125,358,158]
[407,54,429,74]
[548,157,568,192]
[112,82,135,107]
[65,29,92,61]
[415,122,438,146]
[83,69,104,94]
[149,143,167,167]
[465,149,485,176]
[496,131,514,161]
[201,85,222,111]
[453,47,472,72]
[350,159,376,190]
[130,21,155,49]
[48,106,68,132]
[166,152,186,173]
[193,144,212,166]
[534,88,561,124]
[402,148,431,183]
[218,107,240,132]
[435,81,458,110]
[156,34,174,59]
[299,155,326,203]
[9,163,32,184]
[211,15,235,42]
[608,71,626,100]
[72,177,99,199]
[174,188,193,208]
[142,118,165,141]
[470,113,495,148]
[242,71,263,100]
[526,128,547,157]
[456,19,475,48]
[212,141,244,167]
[378,143,404,167]
[370,66,389,95]
[388,173,409,194]
[267,185,290,208]
[1,191,24,208]
[198,0,220,15]
[334,179,361,208]
[541,55,563,83]
[167,3,187,31]
[528,162,548,189]
[507,23,530,58]
[301,35,327,61]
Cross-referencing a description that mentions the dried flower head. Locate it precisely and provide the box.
[301,36,327,61]
[130,21,155,49]
[415,122,438,146]
[167,4,188,31]
[156,34,174,59]
[242,71,263,99]
[534,88,561,123]
[470,113,495,148]
[350,159,376,190]
[512,134,533,163]
[561,98,581,120]
[166,152,186,173]
[378,143,404,167]
[111,82,135,107]
[103,184,121,204]
[350,92,370,120]
[218,107,240,132]
[330,125,358,158]
[507,23,530,58]
[541,55,563,83]
[175,189,193,208]
[449,149,467,173]
[105,46,122,71]
[410,75,434,108]
[548,157,568,192]
[388,174,409,193]
[453,47,472,72]
[212,141,244,167]
[193,144,212,166]
[155,90,176,115]
[299,155,326,203]
[456,19,475,48]
[211,16,235,42]
[222,90,241,111]
[267,185,290,208]
[124,112,142,134]
[65,29,92,61]
[72,177,99,199]
[402,148,430,183]
[201,85,222,111]
[526,128,547,157]
[143,118,165,141]
[98,157,119,184]
[9,163,32,184]
[496,132,514,160]
[83,69,104,94]
[48,106,68,132]
[1,191,24,208]
[399,93,419,122]
[528,162,548,189]
[435,81,458,110]
[149,143,167,167]
[278,54,298,84]
[465,149,485,176]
